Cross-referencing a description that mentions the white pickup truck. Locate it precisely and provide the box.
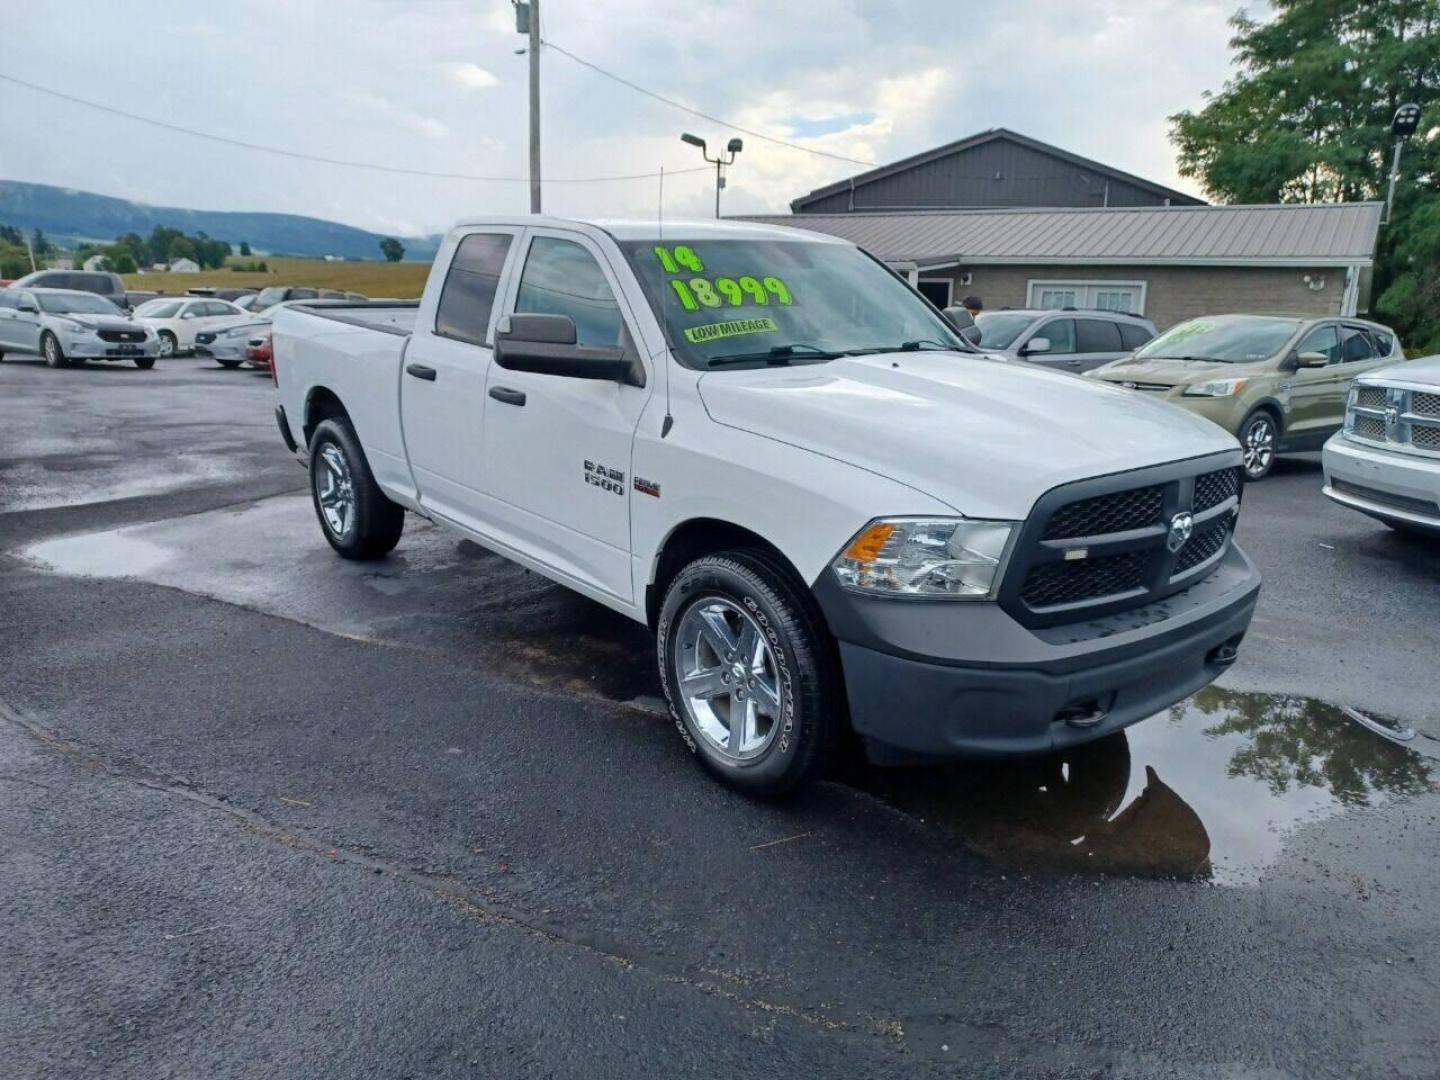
[272,217,1261,795]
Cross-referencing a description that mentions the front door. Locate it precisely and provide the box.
[1285,323,1345,442]
[479,229,652,604]
[399,228,520,531]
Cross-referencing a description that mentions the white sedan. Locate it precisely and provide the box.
[132,296,251,357]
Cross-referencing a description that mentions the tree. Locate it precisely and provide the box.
[31,228,53,258]
[106,245,138,274]
[1170,1,1440,349]
[0,224,23,247]
[239,241,252,257]
[379,237,405,262]
[167,235,197,262]
[147,225,183,265]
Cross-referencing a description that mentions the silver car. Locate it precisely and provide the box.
[974,308,1157,373]
[1323,354,1440,537]
[0,288,160,369]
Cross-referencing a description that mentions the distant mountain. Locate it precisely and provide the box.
[0,179,440,261]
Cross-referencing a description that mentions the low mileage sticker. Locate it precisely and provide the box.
[683,317,779,344]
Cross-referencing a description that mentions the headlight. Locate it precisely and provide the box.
[60,319,93,334]
[1183,378,1248,397]
[225,326,251,339]
[831,518,1015,599]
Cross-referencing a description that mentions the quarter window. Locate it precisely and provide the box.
[514,237,625,348]
[435,232,513,346]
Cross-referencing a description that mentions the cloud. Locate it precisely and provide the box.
[451,62,500,91]
[342,91,450,141]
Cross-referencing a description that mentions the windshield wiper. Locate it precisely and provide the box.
[1142,355,1230,363]
[708,343,843,367]
[843,339,956,355]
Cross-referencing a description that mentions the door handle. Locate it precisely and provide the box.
[489,386,526,407]
[405,363,437,381]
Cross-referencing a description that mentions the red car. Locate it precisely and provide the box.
[243,331,273,372]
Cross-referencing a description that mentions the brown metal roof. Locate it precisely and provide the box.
[737,202,1383,266]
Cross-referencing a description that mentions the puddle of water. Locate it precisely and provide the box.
[24,529,174,578]
[851,686,1436,885]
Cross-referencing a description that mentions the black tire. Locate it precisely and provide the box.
[134,356,156,370]
[216,358,242,369]
[157,330,177,359]
[657,550,838,797]
[1238,409,1278,481]
[41,332,65,369]
[307,418,404,560]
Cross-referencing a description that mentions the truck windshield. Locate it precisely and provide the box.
[1136,315,1302,364]
[618,239,966,369]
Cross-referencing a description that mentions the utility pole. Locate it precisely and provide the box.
[515,0,541,213]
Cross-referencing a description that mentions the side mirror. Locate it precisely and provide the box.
[1296,350,1329,369]
[495,313,643,386]
[941,305,983,345]
[17,301,37,314]
[1022,336,1052,355]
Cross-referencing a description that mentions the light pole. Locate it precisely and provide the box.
[681,133,743,218]
[514,1,542,213]
[1383,102,1421,226]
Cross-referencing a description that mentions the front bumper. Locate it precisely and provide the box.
[814,544,1261,762]
[65,335,160,359]
[201,340,248,362]
[1322,432,1440,532]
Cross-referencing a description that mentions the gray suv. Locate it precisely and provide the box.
[10,269,130,310]
[974,308,1156,373]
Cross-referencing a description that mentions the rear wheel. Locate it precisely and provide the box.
[157,331,177,358]
[216,358,242,369]
[1239,410,1278,481]
[307,418,405,560]
[658,551,838,797]
[41,332,65,369]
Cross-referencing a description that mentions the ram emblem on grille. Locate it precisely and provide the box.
[1166,512,1194,553]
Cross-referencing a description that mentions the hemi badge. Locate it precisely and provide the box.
[1064,547,1089,561]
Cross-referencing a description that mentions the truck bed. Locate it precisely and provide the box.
[288,300,420,335]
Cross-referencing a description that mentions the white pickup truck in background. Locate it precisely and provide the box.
[272,217,1260,795]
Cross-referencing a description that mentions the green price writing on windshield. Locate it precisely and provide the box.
[654,245,704,273]
[670,275,793,312]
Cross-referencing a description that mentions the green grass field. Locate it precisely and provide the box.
[121,256,433,298]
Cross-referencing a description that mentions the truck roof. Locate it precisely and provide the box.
[445,216,843,245]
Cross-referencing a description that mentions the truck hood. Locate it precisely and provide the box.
[696,352,1237,520]
[1364,354,1440,387]
[1090,355,1247,386]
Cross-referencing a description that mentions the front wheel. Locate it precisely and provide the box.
[307,418,405,560]
[216,358,242,369]
[157,331,177,358]
[1239,410,1278,481]
[658,551,838,797]
[134,356,156,370]
[41,332,65,369]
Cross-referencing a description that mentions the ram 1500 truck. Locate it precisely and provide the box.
[272,217,1261,796]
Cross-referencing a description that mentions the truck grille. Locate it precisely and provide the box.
[1346,381,1440,457]
[1002,456,1243,628]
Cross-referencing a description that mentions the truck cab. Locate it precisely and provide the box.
[273,217,1261,796]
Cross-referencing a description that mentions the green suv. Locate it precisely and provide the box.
[1087,314,1404,479]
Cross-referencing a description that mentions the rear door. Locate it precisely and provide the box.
[1327,324,1390,426]
[0,290,21,349]
[1071,318,1128,372]
[398,228,520,531]
[479,228,652,604]
[9,291,43,352]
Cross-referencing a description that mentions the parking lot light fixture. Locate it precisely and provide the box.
[680,133,743,218]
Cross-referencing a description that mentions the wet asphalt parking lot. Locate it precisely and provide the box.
[1,352,1438,1078]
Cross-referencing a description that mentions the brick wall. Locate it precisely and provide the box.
[927,264,1347,329]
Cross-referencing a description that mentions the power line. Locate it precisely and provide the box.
[0,70,710,185]
[542,40,878,168]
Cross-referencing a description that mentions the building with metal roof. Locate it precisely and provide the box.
[740,202,1384,329]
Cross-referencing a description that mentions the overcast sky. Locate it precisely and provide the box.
[0,0,1244,237]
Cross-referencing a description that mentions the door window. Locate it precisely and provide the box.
[1034,318,1076,353]
[1075,319,1123,353]
[514,237,625,348]
[1366,328,1394,357]
[1339,326,1376,364]
[435,232,513,346]
[1295,325,1340,365]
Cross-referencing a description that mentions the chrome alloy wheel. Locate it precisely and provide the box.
[674,597,783,761]
[1242,414,1275,478]
[316,443,356,537]
[158,333,176,357]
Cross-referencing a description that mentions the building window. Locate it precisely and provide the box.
[1027,279,1146,315]
[916,278,953,309]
